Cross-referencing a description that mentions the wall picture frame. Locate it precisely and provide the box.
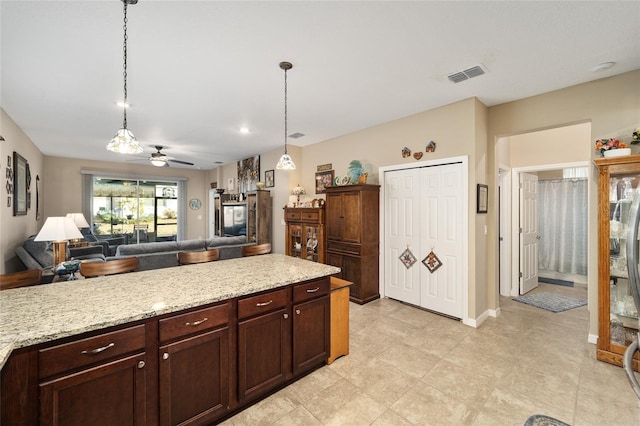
[477,184,488,214]
[315,170,334,194]
[265,169,275,188]
[13,151,27,216]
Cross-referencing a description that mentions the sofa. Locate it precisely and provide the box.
[113,235,250,271]
[15,235,107,281]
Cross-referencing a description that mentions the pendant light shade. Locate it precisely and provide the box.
[276,61,296,170]
[107,0,143,155]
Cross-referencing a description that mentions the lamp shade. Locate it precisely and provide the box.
[291,185,305,196]
[35,217,84,242]
[276,154,296,170]
[66,213,90,229]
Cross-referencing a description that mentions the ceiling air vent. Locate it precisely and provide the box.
[288,132,305,139]
[447,64,487,84]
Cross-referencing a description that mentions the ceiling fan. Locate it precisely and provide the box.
[148,145,194,167]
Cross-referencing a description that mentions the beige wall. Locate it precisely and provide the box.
[0,109,46,273]
[488,69,640,337]
[43,156,210,240]
[300,98,487,320]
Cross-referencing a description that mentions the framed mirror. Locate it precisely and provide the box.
[13,151,27,216]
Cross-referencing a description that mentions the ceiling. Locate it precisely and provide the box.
[2,1,639,170]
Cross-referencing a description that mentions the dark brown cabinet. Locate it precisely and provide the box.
[292,280,330,376]
[158,303,231,425]
[237,289,290,403]
[38,325,148,426]
[284,207,325,263]
[325,184,380,304]
[246,190,272,245]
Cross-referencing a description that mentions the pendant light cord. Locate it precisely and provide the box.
[122,0,129,130]
[283,66,288,155]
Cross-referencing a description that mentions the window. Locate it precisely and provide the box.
[82,172,186,244]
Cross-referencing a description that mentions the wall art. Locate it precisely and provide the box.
[13,151,27,216]
[265,169,275,188]
[477,184,488,214]
[315,170,334,194]
[237,155,260,193]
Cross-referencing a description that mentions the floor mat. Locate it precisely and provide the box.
[538,276,574,287]
[513,292,587,313]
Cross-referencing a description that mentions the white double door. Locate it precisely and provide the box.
[384,163,464,318]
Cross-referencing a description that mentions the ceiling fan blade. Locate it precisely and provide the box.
[169,159,195,166]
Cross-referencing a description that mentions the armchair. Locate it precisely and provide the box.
[80,228,125,256]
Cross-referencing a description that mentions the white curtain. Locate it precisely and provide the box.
[538,178,588,274]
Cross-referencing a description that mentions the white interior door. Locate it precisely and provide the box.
[420,163,464,318]
[384,168,421,305]
[383,163,464,319]
[520,172,539,294]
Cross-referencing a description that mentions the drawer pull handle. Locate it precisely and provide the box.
[163,353,169,360]
[296,309,301,315]
[138,361,145,369]
[306,287,320,293]
[185,317,208,327]
[283,313,289,319]
[256,300,273,307]
[81,342,115,355]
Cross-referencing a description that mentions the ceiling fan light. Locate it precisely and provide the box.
[276,153,296,170]
[150,159,167,167]
[106,128,144,154]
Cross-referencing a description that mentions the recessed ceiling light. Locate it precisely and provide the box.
[592,62,615,72]
[116,101,130,108]
[240,127,250,134]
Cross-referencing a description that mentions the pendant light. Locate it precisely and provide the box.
[276,61,296,170]
[106,0,143,155]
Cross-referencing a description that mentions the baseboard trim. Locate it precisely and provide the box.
[464,309,491,328]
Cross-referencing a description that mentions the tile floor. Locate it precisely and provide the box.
[222,283,640,425]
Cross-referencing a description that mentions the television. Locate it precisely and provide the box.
[223,204,247,236]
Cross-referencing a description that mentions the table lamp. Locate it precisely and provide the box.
[66,212,90,246]
[291,184,305,206]
[35,216,84,269]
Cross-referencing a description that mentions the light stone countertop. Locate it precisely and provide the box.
[0,254,340,370]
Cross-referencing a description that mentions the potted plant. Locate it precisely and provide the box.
[595,138,630,158]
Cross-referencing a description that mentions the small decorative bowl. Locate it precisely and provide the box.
[215,188,225,194]
[256,182,266,190]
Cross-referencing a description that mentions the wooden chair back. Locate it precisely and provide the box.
[177,249,220,265]
[0,269,43,291]
[80,257,139,278]
[241,243,272,257]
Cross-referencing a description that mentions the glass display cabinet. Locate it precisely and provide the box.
[284,207,325,263]
[595,155,640,371]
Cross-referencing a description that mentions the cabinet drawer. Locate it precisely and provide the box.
[293,278,329,303]
[327,241,361,255]
[301,211,319,222]
[238,289,288,320]
[159,303,229,343]
[39,325,146,379]
[285,211,301,221]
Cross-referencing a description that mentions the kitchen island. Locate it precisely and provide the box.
[1,254,340,425]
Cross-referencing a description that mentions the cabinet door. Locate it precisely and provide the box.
[303,223,322,262]
[341,191,362,243]
[293,296,330,376]
[288,224,303,259]
[159,328,229,426]
[40,353,147,426]
[238,308,289,402]
[326,193,343,241]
